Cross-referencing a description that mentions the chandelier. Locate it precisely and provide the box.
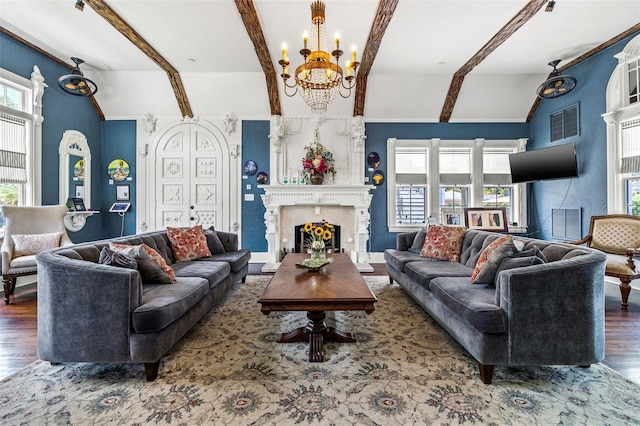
[279,1,359,114]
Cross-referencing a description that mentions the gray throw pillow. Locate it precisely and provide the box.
[204,228,225,254]
[109,243,176,284]
[98,247,137,270]
[409,228,427,254]
[494,255,546,285]
[512,246,547,263]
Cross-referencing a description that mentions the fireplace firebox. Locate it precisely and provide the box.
[294,224,341,253]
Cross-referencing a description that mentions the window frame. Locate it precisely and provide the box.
[387,138,527,232]
[0,67,45,212]
[604,33,640,214]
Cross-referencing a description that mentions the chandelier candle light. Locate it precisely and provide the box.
[279,1,359,114]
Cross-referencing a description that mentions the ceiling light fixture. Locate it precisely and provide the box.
[545,1,555,12]
[58,57,98,97]
[536,59,576,99]
[75,0,85,11]
[279,1,359,114]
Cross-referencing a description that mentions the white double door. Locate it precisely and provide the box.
[152,123,227,230]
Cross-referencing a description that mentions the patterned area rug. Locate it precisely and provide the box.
[2,275,640,425]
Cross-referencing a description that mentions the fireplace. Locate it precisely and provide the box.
[259,184,374,272]
[294,223,341,253]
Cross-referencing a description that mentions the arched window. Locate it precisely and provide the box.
[604,33,640,214]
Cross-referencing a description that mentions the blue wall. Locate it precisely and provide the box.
[364,122,530,251]
[241,120,270,251]
[102,121,137,238]
[0,33,103,242]
[528,31,640,239]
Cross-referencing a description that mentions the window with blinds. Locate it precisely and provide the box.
[395,147,427,224]
[0,113,28,184]
[621,118,640,174]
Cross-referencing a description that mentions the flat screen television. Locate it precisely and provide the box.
[509,142,578,184]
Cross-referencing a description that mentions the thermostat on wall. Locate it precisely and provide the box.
[109,202,131,213]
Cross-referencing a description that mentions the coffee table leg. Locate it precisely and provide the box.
[277,311,357,362]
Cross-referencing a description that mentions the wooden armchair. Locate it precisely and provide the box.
[570,214,640,308]
[1,205,72,304]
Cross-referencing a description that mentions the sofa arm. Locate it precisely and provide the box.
[396,231,418,251]
[36,251,143,363]
[495,251,606,365]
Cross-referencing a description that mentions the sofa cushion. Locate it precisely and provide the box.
[405,260,474,288]
[471,235,519,284]
[420,225,466,262]
[12,232,62,257]
[132,277,209,333]
[384,249,422,273]
[167,225,212,261]
[110,243,177,284]
[98,247,137,270]
[204,228,226,254]
[171,260,231,289]
[195,249,251,273]
[429,277,506,333]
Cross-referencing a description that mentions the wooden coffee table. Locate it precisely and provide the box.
[258,253,377,362]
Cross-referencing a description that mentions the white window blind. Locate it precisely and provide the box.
[440,149,471,185]
[483,149,513,185]
[396,148,427,185]
[621,118,640,174]
[0,112,27,183]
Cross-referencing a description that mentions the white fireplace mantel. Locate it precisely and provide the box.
[259,184,375,272]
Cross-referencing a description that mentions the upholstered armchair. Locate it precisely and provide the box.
[1,205,72,304]
[570,214,640,308]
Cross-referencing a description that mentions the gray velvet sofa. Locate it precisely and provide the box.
[385,228,607,384]
[35,229,250,381]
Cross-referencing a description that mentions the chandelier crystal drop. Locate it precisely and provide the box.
[279,1,359,114]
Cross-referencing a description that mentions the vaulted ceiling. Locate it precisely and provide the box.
[1,0,639,121]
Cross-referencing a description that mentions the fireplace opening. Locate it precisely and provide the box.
[294,223,341,253]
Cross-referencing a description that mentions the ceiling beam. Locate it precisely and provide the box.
[439,0,546,122]
[526,23,640,122]
[234,0,281,116]
[353,0,399,117]
[0,26,105,121]
[83,0,193,118]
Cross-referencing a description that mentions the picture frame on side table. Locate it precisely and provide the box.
[116,184,130,201]
[464,207,508,232]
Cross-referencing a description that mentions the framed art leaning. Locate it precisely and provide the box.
[463,207,508,232]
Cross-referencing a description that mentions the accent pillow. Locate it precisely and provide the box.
[12,232,62,258]
[98,247,137,270]
[166,225,213,261]
[494,255,547,285]
[204,228,225,254]
[512,246,547,263]
[409,228,428,254]
[419,225,467,262]
[470,235,519,284]
[109,242,176,284]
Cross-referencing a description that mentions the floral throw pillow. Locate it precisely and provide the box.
[167,225,212,261]
[109,242,177,284]
[470,235,519,284]
[420,225,467,262]
[12,232,62,258]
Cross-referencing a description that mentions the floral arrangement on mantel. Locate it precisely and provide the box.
[301,129,336,183]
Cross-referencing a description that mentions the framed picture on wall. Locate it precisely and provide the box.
[116,184,130,201]
[75,185,84,199]
[464,207,508,232]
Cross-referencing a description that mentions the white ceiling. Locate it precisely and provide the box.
[1,0,639,121]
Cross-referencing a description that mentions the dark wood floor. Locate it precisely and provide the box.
[1,264,639,384]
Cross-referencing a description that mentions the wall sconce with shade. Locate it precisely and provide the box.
[279,1,359,114]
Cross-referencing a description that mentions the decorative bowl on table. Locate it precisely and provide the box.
[296,257,334,271]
